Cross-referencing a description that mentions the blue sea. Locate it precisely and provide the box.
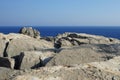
[0,26,120,39]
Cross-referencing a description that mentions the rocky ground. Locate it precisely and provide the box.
[0,27,120,80]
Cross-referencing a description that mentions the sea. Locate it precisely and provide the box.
[0,26,120,39]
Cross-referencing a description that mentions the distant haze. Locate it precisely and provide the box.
[0,0,120,26]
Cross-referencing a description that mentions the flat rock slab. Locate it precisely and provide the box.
[46,44,118,66]
[0,57,15,69]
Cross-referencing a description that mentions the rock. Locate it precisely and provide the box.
[12,63,120,80]
[12,75,41,80]
[18,51,42,69]
[0,33,32,42]
[55,33,120,47]
[12,74,62,80]
[41,36,55,42]
[33,51,55,66]
[0,57,15,69]
[5,56,120,80]
[19,27,40,38]
[1,30,120,80]
[54,38,73,48]
[54,40,62,49]
[0,67,18,80]
[6,37,53,58]
[87,56,120,74]
[18,51,55,69]
[46,44,119,66]
[0,39,6,57]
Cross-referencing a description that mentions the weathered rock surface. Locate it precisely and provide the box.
[87,56,120,74]
[19,27,40,38]
[0,67,18,80]
[0,33,35,57]
[18,51,55,69]
[12,75,41,80]
[1,28,120,80]
[0,39,6,57]
[11,56,120,80]
[41,36,55,42]
[0,33,32,42]
[0,57,15,69]
[6,37,53,58]
[46,44,120,66]
[19,52,42,69]
[55,33,120,48]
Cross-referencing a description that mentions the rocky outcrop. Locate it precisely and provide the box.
[87,56,120,74]
[46,44,120,66]
[19,27,40,38]
[1,27,120,80]
[11,56,120,80]
[0,57,15,69]
[55,33,120,48]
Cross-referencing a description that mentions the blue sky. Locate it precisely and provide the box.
[0,0,120,26]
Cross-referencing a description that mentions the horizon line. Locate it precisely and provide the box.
[0,26,120,27]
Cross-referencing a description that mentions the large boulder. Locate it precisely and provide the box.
[27,51,55,66]
[18,51,55,69]
[6,37,53,58]
[19,27,40,38]
[0,57,15,69]
[46,44,120,66]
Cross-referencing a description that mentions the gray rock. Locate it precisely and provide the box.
[18,51,55,69]
[6,37,53,58]
[12,75,41,80]
[0,67,17,80]
[41,36,55,42]
[19,51,42,69]
[12,63,120,80]
[3,52,120,80]
[55,33,120,47]
[0,57,15,69]
[46,44,118,66]
[0,39,6,57]
[19,27,40,38]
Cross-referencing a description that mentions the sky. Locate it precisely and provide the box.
[0,0,120,26]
